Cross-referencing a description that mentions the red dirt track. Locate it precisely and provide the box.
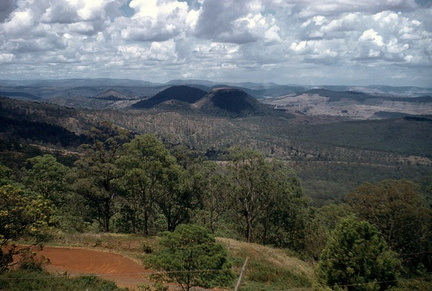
[39,247,155,289]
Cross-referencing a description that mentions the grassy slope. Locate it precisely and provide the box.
[43,233,316,290]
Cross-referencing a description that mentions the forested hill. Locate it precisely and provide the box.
[1,93,431,203]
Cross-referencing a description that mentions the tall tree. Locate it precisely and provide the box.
[346,179,432,271]
[318,218,400,290]
[227,148,308,246]
[116,134,179,235]
[22,154,70,206]
[72,121,130,232]
[304,203,355,259]
[191,160,231,234]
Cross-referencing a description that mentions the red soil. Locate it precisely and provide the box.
[39,246,158,290]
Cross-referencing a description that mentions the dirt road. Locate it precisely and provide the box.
[39,246,156,289]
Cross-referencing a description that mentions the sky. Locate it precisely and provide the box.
[0,0,431,87]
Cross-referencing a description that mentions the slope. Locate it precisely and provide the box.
[195,87,273,117]
[132,85,208,109]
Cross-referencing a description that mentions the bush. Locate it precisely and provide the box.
[146,224,234,290]
[318,218,400,290]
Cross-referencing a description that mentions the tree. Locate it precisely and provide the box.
[346,179,432,271]
[318,218,400,290]
[0,185,53,273]
[72,121,130,232]
[146,224,233,291]
[0,164,13,187]
[22,154,70,206]
[116,134,180,235]
[304,203,355,259]
[227,148,274,243]
[256,158,309,250]
[191,160,231,234]
[226,148,308,247]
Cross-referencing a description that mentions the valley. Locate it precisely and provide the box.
[1,79,431,204]
[1,79,432,290]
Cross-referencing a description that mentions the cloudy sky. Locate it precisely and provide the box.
[0,0,431,86]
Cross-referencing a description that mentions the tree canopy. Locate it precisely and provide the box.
[318,218,400,290]
[146,224,233,291]
[346,179,432,271]
[0,185,53,273]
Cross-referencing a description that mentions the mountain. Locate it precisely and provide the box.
[195,87,272,116]
[0,90,40,100]
[132,85,208,109]
[93,89,131,100]
[1,92,431,204]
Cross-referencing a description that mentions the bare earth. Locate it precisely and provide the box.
[39,246,156,290]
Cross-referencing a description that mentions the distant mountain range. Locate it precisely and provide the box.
[1,78,431,99]
[131,86,273,117]
[1,82,431,203]
[0,78,431,119]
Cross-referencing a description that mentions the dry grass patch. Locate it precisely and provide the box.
[218,237,316,290]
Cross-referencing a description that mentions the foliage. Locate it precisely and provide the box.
[22,154,70,205]
[318,218,400,290]
[146,224,233,291]
[116,134,180,235]
[0,164,13,186]
[72,121,130,232]
[346,179,432,272]
[304,203,355,259]
[226,147,309,249]
[0,270,125,291]
[189,160,232,235]
[0,184,53,272]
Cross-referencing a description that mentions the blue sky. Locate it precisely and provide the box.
[0,0,431,86]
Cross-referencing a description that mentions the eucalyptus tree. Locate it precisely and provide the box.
[72,121,130,232]
[191,160,232,234]
[22,154,70,206]
[318,218,400,290]
[226,148,309,248]
[346,179,432,271]
[116,134,180,235]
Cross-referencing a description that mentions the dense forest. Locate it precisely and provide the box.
[1,92,432,290]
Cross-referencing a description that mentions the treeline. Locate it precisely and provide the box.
[1,121,432,289]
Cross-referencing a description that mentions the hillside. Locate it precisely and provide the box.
[195,87,272,116]
[263,89,432,119]
[132,85,208,109]
[1,81,431,204]
[2,94,431,202]
[42,233,316,290]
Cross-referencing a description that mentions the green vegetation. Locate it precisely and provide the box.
[0,94,431,290]
[0,271,125,291]
[0,184,53,273]
[146,224,233,290]
[346,180,432,272]
[318,218,400,290]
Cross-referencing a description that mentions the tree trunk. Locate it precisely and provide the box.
[246,215,253,242]
[104,198,110,232]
